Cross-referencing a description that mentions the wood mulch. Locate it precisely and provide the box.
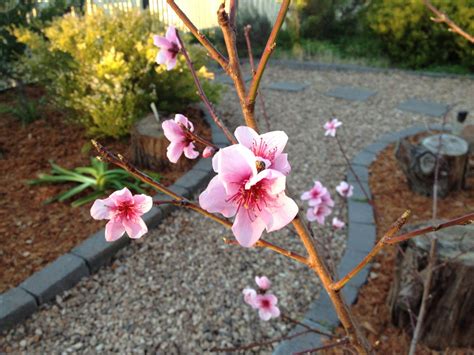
[328,133,473,354]
[0,86,210,293]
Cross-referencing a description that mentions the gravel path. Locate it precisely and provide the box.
[1,64,473,354]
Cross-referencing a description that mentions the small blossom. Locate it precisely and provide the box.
[254,294,280,321]
[332,217,345,230]
[301,181,328,206]
[324,118,342,137]
[90,188,152,242]
[202,146,215,158]
[153,26,180,70]
[162,114,199,163]
[306,203,332,225]
[243,288,258,309]
[255,276,271,291]
[336,181,353,198]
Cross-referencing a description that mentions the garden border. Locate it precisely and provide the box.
[274,123,449,354]
[0,106,228,333]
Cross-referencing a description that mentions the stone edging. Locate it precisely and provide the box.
[274,124,448,354]
[0,107,227,333]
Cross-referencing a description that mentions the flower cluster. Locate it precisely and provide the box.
[301,181,334,225]
[199,127,298,247]
[162,114,200,163]
[243,276,280,321]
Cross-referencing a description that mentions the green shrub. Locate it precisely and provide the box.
[14,9,221,138]
[366,0,474,69]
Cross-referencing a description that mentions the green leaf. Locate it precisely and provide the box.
[71,191,105,207]
[57,182,91,202]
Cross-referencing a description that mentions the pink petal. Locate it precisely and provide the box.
[255,276,271,290]
[132,194,153,215]
[232,209,266,247]
[261,194,298,232]
[270,305,281,318]
[234,126,259,148]
[217,145,256,193]
[155,49,168,65]
[271,153,291,175]
[153,35,170,48]
[300,191,312,200]
[166,55,177,71]
[105,219,125,242]
[245,169,284,193]
[258,309,272,321]
[165,26,178,45]
[259,130,288,156]
[123,216,148,239]
[183,142,199,160]
[199,176,237,218]
[243,288,258,309]
[162,119,185,142]
[166,141,185,163]
[109,188,133,204]
[90,197,114,220]
[175,114,194,131]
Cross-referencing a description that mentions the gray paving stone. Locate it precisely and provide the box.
[274,324,323,355]
[346,222,376,253]
[173,168,213,193]
[20,254,89,304]
[71,229,130,274]
[341,284,360,306]
[363,141,389,154]
[352,150,376,167]
[0,287,37,332]
[338,248,371,291]
[397,98,448,117]
[348,200,375,225]
[325,86,376,101]
[305,292,339,329]
[266,81,309,92]
[193,157,213,173]
[213,131,230,147]
[347,165,369,182]
[351,181,372,201]
[215,74,252,84]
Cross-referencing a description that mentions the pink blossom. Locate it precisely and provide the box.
[243,288,258,309]
[234,126,291,175]
[162,114,199,163]
[90,188,153,242]
[301,181,328,207]
[153,26,180,70]
[255,276,271,291]
[336,181,353,198]
[199,144,298,247]
[306,203,332,225]
[202,146,215,158]
[332,217,345,230]
[324,118,342,137]
[254,294,280,321]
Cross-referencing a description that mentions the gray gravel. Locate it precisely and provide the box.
[1,64,473,354]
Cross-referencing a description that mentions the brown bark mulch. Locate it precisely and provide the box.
[0,86,210,293]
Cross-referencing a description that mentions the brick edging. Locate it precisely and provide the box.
[274,124,449,354]
[0,106,224,332]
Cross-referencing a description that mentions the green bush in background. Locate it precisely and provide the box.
[14,9,221,138]
[366,0,474,69]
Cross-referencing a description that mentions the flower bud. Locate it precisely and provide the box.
[202,146,216,158]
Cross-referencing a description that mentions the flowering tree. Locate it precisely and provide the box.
[90,2,474,353]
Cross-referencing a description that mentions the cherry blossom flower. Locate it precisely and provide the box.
[255,276,271,291]
[234,126,291,175]
[306,203,332,225]
[336,181,354,198]
[324,118,342,137]
[301,180,334,207]
[153,26,180,70]
[243,288,258,309]
[199,144,298,247]
[202,146,215,158]
[254,294,281,321]
[90,188,152,242]
[162,114,199,163]
[332,217,345,230]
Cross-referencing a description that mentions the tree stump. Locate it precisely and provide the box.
[395,134,469,197]
[388,223,474,349]
[130,114,188,171]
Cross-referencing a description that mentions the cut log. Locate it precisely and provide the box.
[388,222,474,349]
[130,114,188,171]
[395,134,469,197]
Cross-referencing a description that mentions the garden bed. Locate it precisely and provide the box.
[0,86,211,293]
[330,132,473,353]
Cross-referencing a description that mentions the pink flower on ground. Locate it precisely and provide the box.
[243,288,258,309]
[332,217,345,230]
[336,181,354,198]
[306,203,332,225]
[255,276,271,291]
[153,26,180,70]
[233,126,291,175]
[199,144,298,247]
[254,294,280,321]
[162,114,199,163]
[202,146,215,158]
[90,188,153,242]
[324,118,342,137]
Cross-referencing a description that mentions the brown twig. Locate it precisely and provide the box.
[244,24,271,131]
[246,0,290,112]
[229,0,238,31]
[281,314,334,338]
[165,0,229,69]
[175,30,236,145]
[423,0,474,43]
[293,337,350,355]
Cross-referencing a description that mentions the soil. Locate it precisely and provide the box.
[329,132,473,354]
[0,86,211,293]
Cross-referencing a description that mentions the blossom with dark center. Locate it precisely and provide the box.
[153,26,180,71]
[162,114,199,163]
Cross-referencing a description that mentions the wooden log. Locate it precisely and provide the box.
[395,134,469,197]
[388,222,474,349]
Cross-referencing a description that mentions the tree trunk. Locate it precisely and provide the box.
[395,134,469,197]
[388,222,474,349]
